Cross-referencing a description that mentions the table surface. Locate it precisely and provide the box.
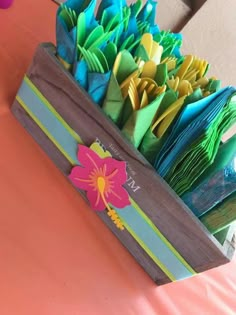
[0,1,236,314]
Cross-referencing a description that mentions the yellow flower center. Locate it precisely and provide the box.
[97,176,106,194]
[96,175,112,211]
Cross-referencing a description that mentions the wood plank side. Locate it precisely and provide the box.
[97,211,170,285]
[11,100,169,284]
[30,43,231,270]
[11,100,71,175]
[13,43,232,282]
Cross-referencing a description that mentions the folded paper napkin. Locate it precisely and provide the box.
[158,89,236,193]
[182,135,236,217]
[200,191,236,234]
[56,0,236,231]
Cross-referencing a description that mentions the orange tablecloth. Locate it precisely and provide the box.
[0,1,235,314]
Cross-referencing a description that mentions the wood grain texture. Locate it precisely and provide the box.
[11,43,234,284]
[12,100,169,285]
[11,100,71,175]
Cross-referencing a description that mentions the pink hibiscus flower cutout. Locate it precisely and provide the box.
[69,145,131,211]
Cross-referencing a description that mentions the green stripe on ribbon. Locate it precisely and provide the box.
[122,218,177,281]
[16,95,76,165]
[16,76,197,281]
[130,199,196,275]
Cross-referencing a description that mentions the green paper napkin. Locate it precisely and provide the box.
[167,92,236,196]
[115,50,139,84]
[56,0,97,66]
[155,87,235,177]
[102,73,124,124]
[139,127,165,164]
[102,50,139,125]
[139,89,178,163]
[200,191,236,234]
[191,134,236,190]
[120,96,133,128]
[155,89,178,117]
[122,93,165,148]
[205,79,221,94]
[155,63,168,86]
[134,44,150,62]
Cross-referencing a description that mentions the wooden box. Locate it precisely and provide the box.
[11,43,235,285]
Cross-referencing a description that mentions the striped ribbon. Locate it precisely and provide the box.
[16,75,197,281]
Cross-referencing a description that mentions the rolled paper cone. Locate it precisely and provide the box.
[87,71,111,106]
[56,16,76,66]
[122,93,165,148]
[138,91,179,164]
[102,73,124,125]
[139,128,164,165]
[0,0,14,8]
[74,60,88,90]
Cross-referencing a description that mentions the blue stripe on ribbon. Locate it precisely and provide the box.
[18,79,78,165]
[116,206,194,280]
[16,76,196,281]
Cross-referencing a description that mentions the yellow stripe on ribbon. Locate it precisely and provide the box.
[16,95,76,165]
[16,76,197,281]
[24,76,82,144]
[130,199,196,275]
